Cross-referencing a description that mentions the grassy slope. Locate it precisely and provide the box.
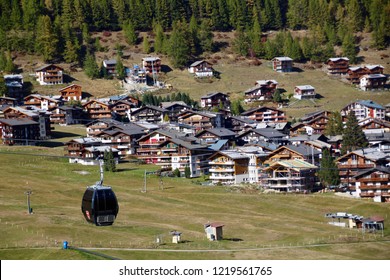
[1,127,389,260]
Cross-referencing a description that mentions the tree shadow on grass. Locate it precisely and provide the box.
[223,238,243,242]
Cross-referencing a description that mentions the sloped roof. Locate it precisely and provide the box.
[0,118,38,126]
[201,92,228,99]
[328,57,349,62]
[35,64,63,71]
[357,100,384,110]
[197,128,236,138]
[264,159,317,171]
[272,56,293,61]
[353,166,390,179]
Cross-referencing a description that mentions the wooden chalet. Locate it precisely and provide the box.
[237,128,288,146]
[24,94,62,111]
[243,80,278,102]
[359,118,390,133]
[177,110,224,133]
[4,74,24,99]
[188,60,214,77]
[293,85,316,99]
[326,57,349,75]
[353,167,390,202]
[103,59,117,76]
[110,100,136,119]
[225,116,257,135]
[86,119,125,137]
[262,159,318,192]
[142,57,161,75]
[290,115,329,136]
[347,65,384,84]
[200,92,230,109]
[0,118,40,145]
[336,148,389,192]
[0,97,17,107]
[195,128,236,145]
[49,105,85,125]
[59,84,82,101]
[160,101,191,122]
[272,57,293,72]
[340,100,386,121]
[265,144,321,166]
[359,74,388,91]
[130,105,168,123]
[35,64,63,85]
[82,100,112,119]
[240,106,286,123]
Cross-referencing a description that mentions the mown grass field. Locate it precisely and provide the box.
[0,126,389,260]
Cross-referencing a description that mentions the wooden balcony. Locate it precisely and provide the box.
[358,177,389,183]
[338,164,375,169]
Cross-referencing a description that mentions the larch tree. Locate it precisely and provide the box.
[35,15,58,62]
[341,111,368,154]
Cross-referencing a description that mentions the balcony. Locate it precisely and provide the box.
[209,175,235,180]
[338,164,375,169]
[209,168,234,172]
[209,161,234,165]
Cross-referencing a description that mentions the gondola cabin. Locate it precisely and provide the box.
[81,160,119,226]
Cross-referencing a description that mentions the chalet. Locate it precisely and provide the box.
[359,118,390,133]
[301,111,332,123]
[142,57,161,75]
[65,137,101,159]
[83,100,112,120]
[188,60,214,77]
[237,128,288,146]
[240,106,286,123]
[95,124,145,156]
[35,64,63,85]
[178,110,224,132]
[365,65,384,74]
[243,80,278,102]
[195,128,236,145]
[59,84,82,101]
[200,92,230,109]
[293,85,316,99]
[86,119,125,137]
[340,100,386,121]
[0,97,17,107]
[359,74,387,91]
[208,151,251,185]
[272,57,293,72]
[49,105,85,125]
[110,100,136,119]
[265,144,321,166]
[336,148,389,192]
[262,159,318,192]
[328,135,343,156]
[130,105,168,123]
[327,57,349,75]
[0,118,40,145]
[225,116,257,134]
[2,106,51,139]
[290,114,329,136]
[103,59,117,76]
[24,94,62,111]
[347,65,384,84]
[4,74,24,98]
[353,167,390,202]
[160,101,191,122]
[288,134,329,146]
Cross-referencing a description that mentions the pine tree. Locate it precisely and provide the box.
[341,111,368,154]
[167,21,190,69]
[231,100,244,116]
[342,32,357,64]
[198,19,214,53]
[142,34,151,54]
[0,76,8,96]
[84,52,100,79]
[153,23,165,54]
[123,21,138,46]
[115,56,126,80]
[232,27,250,57]
[325,111,344,136]
[318,148,340,187]
[35,15,59,62]
[63,39,79,63]
[104,149,116,172]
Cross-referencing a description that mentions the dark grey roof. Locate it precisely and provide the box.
[201,92,227,99]
[229,116,257,125]
[197,128,236,138]
[132,105,168,114]
[284,144,321,156]
[35,64,63,71]
[241,106,283,116]
[0,118,38,126]
[353,166,390,179]
[251,128,286,138]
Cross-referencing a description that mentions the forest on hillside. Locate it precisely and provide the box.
[0,0,389,71]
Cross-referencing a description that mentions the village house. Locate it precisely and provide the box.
[160,101,191,122]
[200,92,230,109]
[262,159,318,192]
[95,124,146,156]
[240,106,286,123]
[35,64,63,85]
[225,116,257,135]
[359,74,388,91]
[2,106,52,139]
[142,57,161,75]
[0,118,40,145]
[359,118,390,133]
[265,144,321,166]
[85,119,126,137]
[289,114,329,136]
[237,128,288,146]
[195,128,236,145]
[188,60,214,77]
[178,110,224,132]
[59,84,82,101]
[293,85,316,99]
[272,57,293,72]
[288,134,329,146]
[347,65,384,84]
[243,80,278,102]
[103,59,117,76]
[82,99,112,120]
[336,148,389,193]
[110,100,137,120]
[130,105,169,123]
[49,105,85,125]
[24,94,63,111]
[353,167,390,202]
[326,57,349,75]
[340,100,386,122]
[0,97,17,107]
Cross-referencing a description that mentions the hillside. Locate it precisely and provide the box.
[12,30,390,119]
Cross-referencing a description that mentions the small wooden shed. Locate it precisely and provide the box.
[204,222,224,241]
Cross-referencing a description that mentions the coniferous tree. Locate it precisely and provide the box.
[342,33,357,64]
[104,149,116,172]
[123,21,138,46]
[153,23,165,54]
[84,52,100,79]
[63,39,79,63]
[198,19,214,53]
[318,148,340,187]
[341,111,368,154]
[142,35,151,54]
[232,27,250,57]
[167,21,190,68]
[0,76,8,96]
[325,111,344,136]
[35,15,58,62]
[115,56,126,80]
[231,100,244,116]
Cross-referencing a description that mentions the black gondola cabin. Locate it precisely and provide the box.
[81,160,119,226]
